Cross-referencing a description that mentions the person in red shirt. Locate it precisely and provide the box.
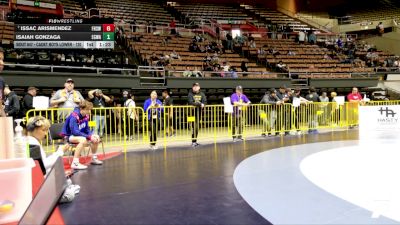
[347,87,363,127]
[347,87,363,102]
[170,19,176,35]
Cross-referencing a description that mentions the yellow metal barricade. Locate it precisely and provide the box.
[26,106,146,153]
[25,101,400,152]
[145,105,230,147]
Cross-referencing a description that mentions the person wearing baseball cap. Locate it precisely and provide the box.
[21,86,39,117]
[50,78,84,121]
[230,85,251,142]
[260,88,283,137]
[188,82,207,148]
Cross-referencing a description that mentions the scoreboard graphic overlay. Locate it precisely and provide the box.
[14,18,115,49]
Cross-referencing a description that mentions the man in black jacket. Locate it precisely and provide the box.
[305,87,320,134]
[260,89,283,137]
[187,82,207,148]
[4,85,20,119]
[21,86,38,117]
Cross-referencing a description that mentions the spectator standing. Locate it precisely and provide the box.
[230,86,251,142]
[188,83,207,148]
[21,86,38,117]
[319,92,330,126]
[117,90,130,134]
[124,93,138,141]
[305,87,320,134]
[298,30,306,44]
[241,61,248,74]
[144,91,163,150]
[162,90,175,137]
[276,86,290,135]
[62,101,102,170]
[308,31,316,44]
[377,22,384,35]
[170,19,177,35]
[88,89,111,138]
[288,88,310,135]
[4,85,20,120]
[50,78,84,121]
[260,89,283,137]
[347,87,363,103]
[226,32,233,52]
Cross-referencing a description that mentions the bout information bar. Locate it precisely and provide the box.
[14,41,114,49]
[14,20,115,49]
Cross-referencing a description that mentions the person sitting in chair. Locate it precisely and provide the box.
[62,100,102,170]
[27,116,70,174]
[27,116,80,203]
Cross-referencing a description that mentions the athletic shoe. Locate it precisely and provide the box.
[297,131,302,135]
[70,184,81,195]
[149,145,154,150]
[261,133,267,137]
[233,138,237,142]
[59,186,76,203]
[153,145,159,150]
[91,158,103,165]
[236,137,244,141]
[66,178,73,186]
[71,162,88,170]
[192,142,200,148]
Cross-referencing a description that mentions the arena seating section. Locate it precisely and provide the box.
[61,0,82,12]
[241,5,311,32]
[329,0,400,24]
[172,3,252,23]
[0,0,394,79]
[127,33,276,78]
[97,0,172,24]
[0,20,14,45]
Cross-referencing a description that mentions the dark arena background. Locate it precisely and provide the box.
[1,0,400,224]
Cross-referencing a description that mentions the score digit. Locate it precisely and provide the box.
[102,24,115,32]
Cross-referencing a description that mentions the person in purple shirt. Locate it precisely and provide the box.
[230,85,251,142]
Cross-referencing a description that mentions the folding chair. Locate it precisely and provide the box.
[48,122,91,164]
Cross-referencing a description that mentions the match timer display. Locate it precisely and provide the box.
[14,18,115,49]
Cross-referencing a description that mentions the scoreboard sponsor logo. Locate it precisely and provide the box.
[91,26,101,31]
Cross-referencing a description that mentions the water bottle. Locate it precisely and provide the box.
[14,119,28,158]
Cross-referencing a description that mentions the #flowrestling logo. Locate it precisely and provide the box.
[377,107,398,124]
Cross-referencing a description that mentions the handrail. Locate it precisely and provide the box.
[277,7,333,33]
[3,63,393,77]
[4,63,138,75]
